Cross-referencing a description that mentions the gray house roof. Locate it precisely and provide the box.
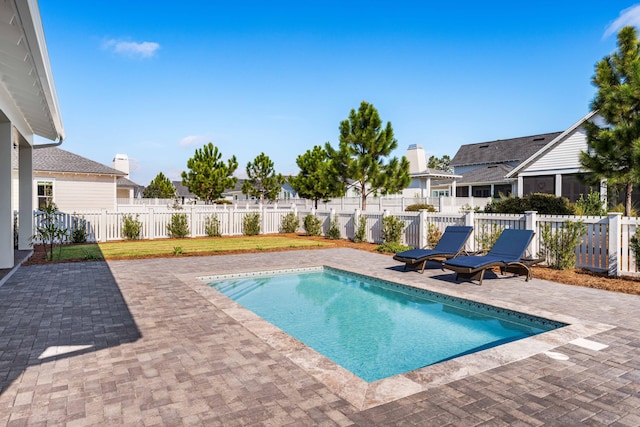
[172,181,196,198]
[451,132,563,167]
[33,147,125,176]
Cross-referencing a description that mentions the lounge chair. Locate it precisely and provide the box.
[393,226,473,273]
[443,229,535,285]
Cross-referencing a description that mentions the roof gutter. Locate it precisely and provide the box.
[32,136,64,149]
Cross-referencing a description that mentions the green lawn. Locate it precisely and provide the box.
[51,236,331,261]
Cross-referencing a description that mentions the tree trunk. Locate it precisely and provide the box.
[626,181,633,217]
[360,183,367,211]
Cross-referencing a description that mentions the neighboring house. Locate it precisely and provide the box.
[31,147,140,211]
[505,111,604,202]
[1,0,65,269]
[172,181,197,204]
[402,144,461,198]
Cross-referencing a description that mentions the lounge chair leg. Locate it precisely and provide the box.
[478,270,485,286]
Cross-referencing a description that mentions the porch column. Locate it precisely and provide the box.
[555,174,562,197]
[517,176,523,197]
[451,179,457,198]
[0,122,13,268]
[425,177,431,198]
[18,142,33,250]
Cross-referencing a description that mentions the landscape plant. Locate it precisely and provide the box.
[630,227,640,270]
[325,101,410,210]
[167,213,189,238]
[122,214,143,240]
[242,153,285,203]
[280,212,299,233]
[573,192,606,216]
[352,216,367,243]
[181,142,238,203]
[485,193,574,215]
[303,214,322,236]
[70,215,88,243]
[427,223,442,248]
[538,221,587,270]
[204,214,222,237]
[143,172,176,199]
[376,215,409,253]
[326,217,341,240]
[33,202,68,261]
[476,224,504,252]
[405,203,436,212]
[243,212,261,236]
[289,145,343,209]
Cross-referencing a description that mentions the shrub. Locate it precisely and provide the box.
[486,193,574,215]
[476,224,504,252]
[243,212,261,236]
[405,203,437,212]
[610,203,639,217]
[303,215,322,236]
[427,223,442,248]
[538,221,587,270]
[70,215,88,243]
[34,202,67,261]
[381,215,405,244]
[352,216,367,243]
[376,242,411,254]
[122,214,143,240]
[574,192,606,216]
[167,213,189,238]
[204,214,222,237]
[326,217,341,240]
[172,246,184,256]
[631,227,640,270]
[280,212,299,233]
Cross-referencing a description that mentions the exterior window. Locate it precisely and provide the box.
[456,186,469,197]
[522,175,555,196]
[561,174,594,203]
[493,184,512,198]
[431,190,449,197]
[472,185,491,197]
[37,181,53,209]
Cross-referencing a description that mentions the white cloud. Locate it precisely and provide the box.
[178,134,209,147]
[103,39,160,58]
[604,4,640,38]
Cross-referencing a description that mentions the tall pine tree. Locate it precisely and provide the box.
[143,172,176,199]
[181,143,238,203]
[289,145,343,209]
[326,101,410,210]
[581,26,640,216]
[241,153,285,203]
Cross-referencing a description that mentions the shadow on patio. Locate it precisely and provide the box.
[0,260,141,394]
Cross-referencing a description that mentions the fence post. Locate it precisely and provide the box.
[418,209,427,249]
[148,208,155,240]
[100,209,107,242]
[525,211,538,258]
[229,205,235,235]
[190,206,196,238]
[464,210,475,251]
[261,204,266,235]
[608,212,622,277]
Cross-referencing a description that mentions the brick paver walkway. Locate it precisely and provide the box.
[1,248,639,426]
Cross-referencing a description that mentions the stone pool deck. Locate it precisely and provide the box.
[1,248,639,426]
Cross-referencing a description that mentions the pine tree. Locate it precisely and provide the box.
[143,172,176,199]
[326,101,410,210]
[581,26,640,216]
[241,153,285,203]
[289,145,344,209]
[181,143,238,203]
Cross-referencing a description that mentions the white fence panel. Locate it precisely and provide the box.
[621,217,640,275]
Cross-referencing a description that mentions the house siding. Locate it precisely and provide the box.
[35,173,117,212]
[521,127,587,173]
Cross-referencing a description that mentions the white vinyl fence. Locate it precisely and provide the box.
[31,205,639,278]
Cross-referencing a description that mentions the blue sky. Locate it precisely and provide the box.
[38,1,640,186]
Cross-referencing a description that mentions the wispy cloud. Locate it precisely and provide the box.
[103,39,160,58]
[604,4,640,38]
[178,134,209,147]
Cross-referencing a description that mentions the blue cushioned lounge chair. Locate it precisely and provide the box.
[393,225,473,273]
[443,229,534,285]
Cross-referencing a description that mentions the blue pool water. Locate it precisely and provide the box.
[208,267,564,382]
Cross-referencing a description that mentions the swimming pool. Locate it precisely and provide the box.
[208,266,566,382]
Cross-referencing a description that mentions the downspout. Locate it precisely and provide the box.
[32,136,64,149]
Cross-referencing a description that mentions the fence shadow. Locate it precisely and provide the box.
[0,261,141,394]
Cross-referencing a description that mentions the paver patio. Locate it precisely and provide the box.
[0,248,639,426]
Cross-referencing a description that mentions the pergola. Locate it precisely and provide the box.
[0,0,64,268]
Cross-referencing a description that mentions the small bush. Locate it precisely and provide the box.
[376,242,411,254]
[405,203,437,212]
[476,224,504,252]
[172,246,184,256]
[631,227,640,270]
[326,217,341,240]
[538,221,587,270]
[352,216,367,243]
[70,215,88,243]
[610,203,639,217]
[381,215,405,244]
[167,213,189,238]
[573,192,606,216]
[122,214,143,240]
[486,193,574,215]
[243,212,261,236]
[205,214,222,237]
[280,212,299,233]
[303,215,322,236]
[427,223,442,248]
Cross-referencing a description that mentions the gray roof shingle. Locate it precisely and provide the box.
[451,132,562,167]
[33,147,125,176]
